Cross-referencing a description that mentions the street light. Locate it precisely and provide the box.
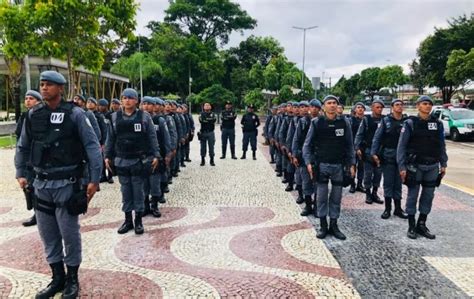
[292,25,318,91]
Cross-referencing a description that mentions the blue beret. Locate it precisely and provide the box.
[323,95,339,104]
[391,98,403,106]
[280,103,288,108]
[299,101,309,107]
[416,95,433,105]
[25,90,42,101]
[111,98,120,105]
[121,88,138,99]
[171,100,178,106]
[87,97,97,105]
[271,106,278,110]
[352,102,366,110]
[372,99,385,107]
[98,98,109,106]
[142,96,155,104]
[155,97,164,105]
[40,70,66,85]
[75,94,86,102]
[309,99,322,108]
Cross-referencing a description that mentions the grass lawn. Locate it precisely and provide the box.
[0,135,16,148]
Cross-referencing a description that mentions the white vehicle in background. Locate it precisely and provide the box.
[431,107,474,141]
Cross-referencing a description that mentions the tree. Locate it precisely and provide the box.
[0,2,38,120]
[445,48,474,87]
[409,59,426,95]
[164,0,257,45]
[416,14,474,103]
[227,35,283,68]
[110,52,162,91]
[30,0,138,99]
[249,62,265,89]
[243,88,265,108]
[378,65,408,93]
[358,67,383,100]
[191,84,236,107]
[278,85,294,102]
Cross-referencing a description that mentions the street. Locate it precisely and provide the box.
[445,140,474,193]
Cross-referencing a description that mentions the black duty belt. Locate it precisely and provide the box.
[35,168,82,181]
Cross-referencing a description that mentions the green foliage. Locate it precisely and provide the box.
[111,52,162,87]
[358,67,383,99]
[164,0,257,45]
[243,88,265,108]
[278,85,294,102]
[378,65,408,88]
[445,48,474,86]
[409,59,426,95]
[227,35,283,68]
[191,84,236,107]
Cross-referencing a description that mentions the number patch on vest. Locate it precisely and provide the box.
[428,122,438,130]
[335,128,345,136]
[134,123,142,132]
[50,113,64,124]
[154,124,159,131]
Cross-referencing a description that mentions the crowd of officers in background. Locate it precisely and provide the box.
[264,95,447,241]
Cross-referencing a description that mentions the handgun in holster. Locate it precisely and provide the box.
[66,180,88,216]
[23,185,35,211]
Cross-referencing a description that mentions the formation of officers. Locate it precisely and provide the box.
[264,94,447,241]
[13,70,447,298]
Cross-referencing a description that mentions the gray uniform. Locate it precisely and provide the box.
[303,115,355,219]
[292,115,315,196]
[15,102,102,266]
[105,109,160,213]
[199,112,217,158]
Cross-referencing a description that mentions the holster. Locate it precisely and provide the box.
[23,185,35,211]
[197,131,202,141]
[66,181,88,216]
[312,162,320,183]
[404,166,418,188]
[342,166,352,187]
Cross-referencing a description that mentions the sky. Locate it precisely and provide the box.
[135,0,473,86]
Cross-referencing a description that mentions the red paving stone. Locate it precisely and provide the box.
[0,274,12,298]
[0,232,49,274]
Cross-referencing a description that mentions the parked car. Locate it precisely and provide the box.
[431,107,474,141]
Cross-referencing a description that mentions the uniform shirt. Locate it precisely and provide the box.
[241,112,260,132]
[285,116,300,153]
[92,110,107,145]
[349,115,363,142]
[278,114,291,147]
[354,114,383,151]
[264,114,273,138]
[165,114,178,150]
[292,115,311,161]
[221,109,237,129]
[105,109,161,167]
[396,116,448,172]
[15,112,27,141]
[84,109,102,143]
[199,111,217,132]
[370,114,406,159]
[15,102,102,187]
[154,114,172,156]
[172,113,184,141]
[186,113,195,132]
[302,115,356,167]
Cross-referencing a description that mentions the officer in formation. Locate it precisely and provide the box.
[163,100,179,188]
[182,104,195,163]
[86,98,108,185]
[283,102,300,192]
[72,94,102,142]
[199,102,217,166]
[355,99,385,204]
[371,99,409,220]
[15,71,102,298]
[397,95,447,239]
[288,102,305,201]
[96,98,114,184]
[240,104,260,160]
[15,90,43,227]
[220,101,238,159]
[348,102,366,193]
[105,88,160,235]
[268,104,286,177]
[277,103,294,188]
[303,95,355,240]
[264,106,278,163]
[110,98,121,112]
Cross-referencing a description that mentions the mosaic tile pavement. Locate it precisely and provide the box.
[0,116,472,298]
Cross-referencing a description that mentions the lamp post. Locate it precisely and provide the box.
[292,25,318,91]
[138,37,143,99]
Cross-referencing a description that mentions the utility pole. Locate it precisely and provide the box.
[138,37,143,99]
[292,25,318,92]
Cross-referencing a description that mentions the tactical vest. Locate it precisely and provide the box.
[152,114,167,157]
[407,116,442,164]
[364,115,382,147]
[115,110,150,159]
[381,115,405,149]
[314,116,347,163]
[221,110,236,129]
[27,101,85,169]
[200,112,216,132]
[350,116,362,139]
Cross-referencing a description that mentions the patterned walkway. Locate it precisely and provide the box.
[0,117,473,298]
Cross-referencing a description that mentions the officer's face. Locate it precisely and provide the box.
[111,102,120,111]
[300,106,308,115]
[98,105,108,113]
[271,109,277,115]
[73,96,85,108]
[247,107,254,113]
[143,102,154,113]
[121,96,137,109]
[337,105,344,115]
[354,105,365,117]
[392,102,404,114]
[24,96,39,109]
[225,104,232,110]
[40,81,63,101]
[164,103,172,113]
[416,101,433,114]
[324,100,338,114]
[86,102,97,111]
[286,106,292,113]
[371,103,384,116]
[203,103,212,111]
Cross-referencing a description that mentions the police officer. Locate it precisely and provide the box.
[15,90,42,227]
[337,104,345,116]
[265,106,278,163]
[220,101,237,159]
[105,88,161,235]
[15,71,102,298]
[176,104,189,167]
[240,104,260,160]
[284,102,300,191]
[182,104,195,162]
[355,99,385,204]
[349,102,366,193]
[371,99,409,219]
[164,101,178,186]
[110,98,121,112]
[303,95,355,240]
[170,101,184,175]
[199,102,217,166]
[292,99,321,216]
[86,98,108,184]
[269,104,285,176]
[73,94,102,142]
[278,103,294,185]
[397,95,447,240]
[98,99,114,184]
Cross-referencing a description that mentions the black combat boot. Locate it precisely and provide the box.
[372,187,383,204]
[200,157,205,166]
[134,212,144,235]
[22,214,37,227]
[185,155,192,162]
[117,212,134,234]
[220,148,226,159]
[300,196,313,216]
[161,182,170,194]
[158,193,166,204]
[295,185,304,204]
[240,151,246,159]
[285,181,294,192]
[62,265,79,299]
[35,261,66,299]
[143,196,151,216]
[329,218,347,240]
[210,157,215,166]
[270,156,275,164]
[231,148,237,159]
[316,217,329,239]
[393,199,408,219]
[276,166,283,177]
[349,182,356,193]
[381,197,392,219]
[355,181,365,193]
[282,171,288,184]
[180,161,186,167]
[407,215,417,239]
[365,189,373,204]
[252,150,257,160]
[313,198,318,217]
[150,197,162,218]
[416,213,435,239]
